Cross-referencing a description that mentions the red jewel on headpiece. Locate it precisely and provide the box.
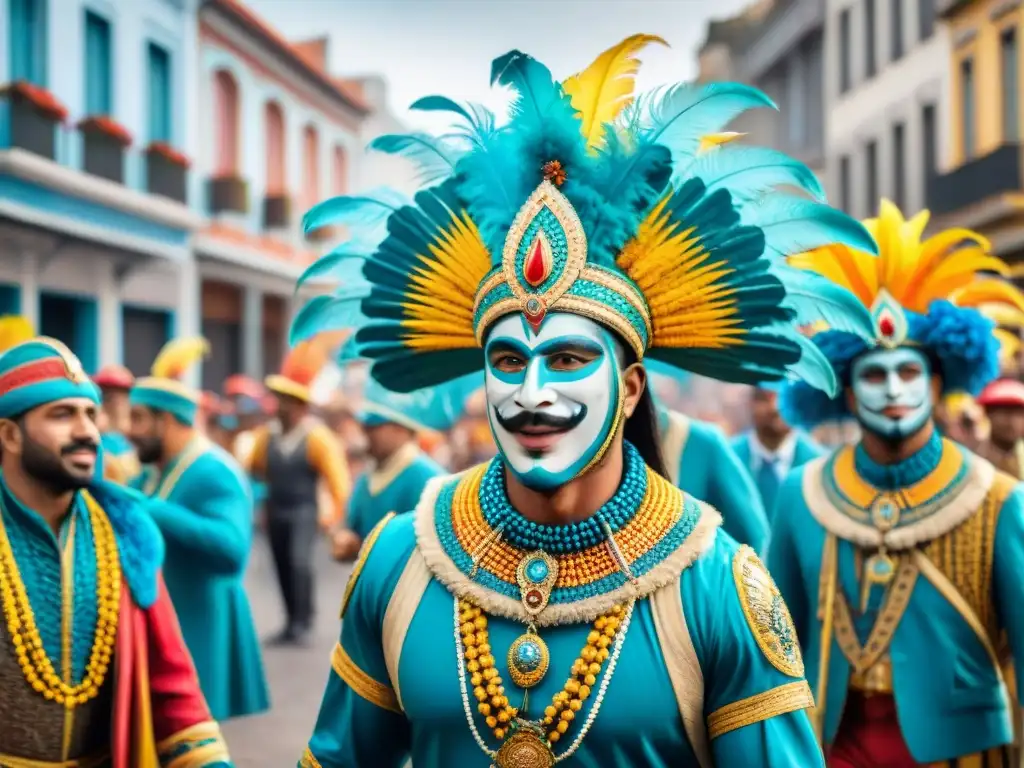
[879,316,895,337]
[524,238,548,287]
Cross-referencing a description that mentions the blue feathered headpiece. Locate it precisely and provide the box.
[292,35,878,395]
[779,200,1024,429]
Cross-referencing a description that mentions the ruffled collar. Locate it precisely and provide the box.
[853,430,943,490]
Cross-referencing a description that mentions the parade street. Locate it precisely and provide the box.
[221,533,352,767]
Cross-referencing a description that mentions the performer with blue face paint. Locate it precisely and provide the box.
[290,34,879,768]
[770,200,1024,767]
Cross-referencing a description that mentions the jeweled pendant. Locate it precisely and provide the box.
[507,631,550,688]
[493,727,554,768]
[860,550,897,612]
[870,495,901,533]
[516,550,558,618]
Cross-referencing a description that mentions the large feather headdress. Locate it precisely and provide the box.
[780,199,1024,428]
[292,34,877,396]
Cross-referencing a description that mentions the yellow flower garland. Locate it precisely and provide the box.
[458,599,625,746]
[0,492,121,709]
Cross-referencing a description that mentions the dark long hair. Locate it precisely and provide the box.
[623,384,667,479]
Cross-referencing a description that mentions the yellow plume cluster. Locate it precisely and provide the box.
[563,33,667,152]
[0,316,34,353]
[151,337,209,380]
[789,199,1024,315]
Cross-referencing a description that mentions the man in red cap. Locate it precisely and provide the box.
[977,378,1024,479]
[93,364,140,483]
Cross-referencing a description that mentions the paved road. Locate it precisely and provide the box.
[221,532,353,767]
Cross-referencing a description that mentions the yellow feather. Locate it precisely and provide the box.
[150,337,210,380]
[978,303,1024,328]
[951,279,1024,314]
[0,315,35,353]
[698,132,747,154]
[994,328,1021,361]
[563,33,668,151]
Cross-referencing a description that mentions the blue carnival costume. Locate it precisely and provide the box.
[130,338,269,722]
[731,417,822,522]
[291,34,878,767]
[0,332,231,767]
[346,378,448,540]
[646,361,769,550]
[769,200,1024,764]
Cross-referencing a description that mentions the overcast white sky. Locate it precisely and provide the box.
[245,0,755,130]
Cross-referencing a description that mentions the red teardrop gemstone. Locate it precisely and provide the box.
[879,316,895,337]
[526,589,543,607]
[524,238,548,287]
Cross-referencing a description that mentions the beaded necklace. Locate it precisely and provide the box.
[457,444,643,767]
[0,491,120,709]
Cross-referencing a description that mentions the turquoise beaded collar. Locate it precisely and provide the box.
[852,429,943,490]
[414,447,724,626]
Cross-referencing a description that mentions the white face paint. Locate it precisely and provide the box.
[851,346,933,440]
[484,312,623,490]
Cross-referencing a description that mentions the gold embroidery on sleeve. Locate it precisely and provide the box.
[733,546,805,678]
[156,720,231,768]
[707,680,815,739]
[331,642,402,713]
[340,511,396,619]
[299,747,323,768]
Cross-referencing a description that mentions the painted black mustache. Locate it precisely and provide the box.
[494,405,587,433]
[62,440,98,455]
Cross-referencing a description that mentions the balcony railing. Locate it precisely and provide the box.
[926,144,1023,217]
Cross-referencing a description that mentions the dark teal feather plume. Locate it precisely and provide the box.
[301,186,411,236]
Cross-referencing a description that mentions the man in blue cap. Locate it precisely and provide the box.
[128,337,269,722]
[331,378,446,561]
[0,329,232,767]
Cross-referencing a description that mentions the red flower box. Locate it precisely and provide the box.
[0,80,68,122]
[146,141,191,169]
[77,115,133,147]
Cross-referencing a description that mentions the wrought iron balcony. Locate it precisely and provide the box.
[926,144,1023,217]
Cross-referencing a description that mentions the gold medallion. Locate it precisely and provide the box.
[870,495,901,533]
[493,728,555,768]
[860,550,897,612]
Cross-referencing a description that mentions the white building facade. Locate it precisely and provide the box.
[824,0,949,218]
[0,0,201,376]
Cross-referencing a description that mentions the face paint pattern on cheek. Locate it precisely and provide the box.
[851,347,933,440]
[484,313,623,490]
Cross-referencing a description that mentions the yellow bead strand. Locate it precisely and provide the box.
[0,493,121,709]
[457,599,626,748]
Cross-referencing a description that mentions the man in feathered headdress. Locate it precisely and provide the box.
[769,200,1024,765]
[245,337,351,646]
[292,35,880,767]
[0,322,233,767]
[128,338,269,721]
[92,364,141,484]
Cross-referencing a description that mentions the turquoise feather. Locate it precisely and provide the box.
[289,292,368,346]
[410,95,498,148]
[681,145,825,203]
[369,132,463,186]
[775,326,839,396]
[489,49,568,128]
[295,244,371,288]
[636,82,775,162]
[741,195,878,259]
[301,186,412,236]
[772,265,875,339]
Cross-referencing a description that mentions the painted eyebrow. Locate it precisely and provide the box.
[534,337,605,357]
[485,337,532,358]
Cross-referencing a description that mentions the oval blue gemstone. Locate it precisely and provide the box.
[515,640,542,672]
[525,558,549,583]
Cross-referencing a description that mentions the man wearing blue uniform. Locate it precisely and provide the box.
[732,385,822,520]
[332,378,445,561]
[290,34,878,766]
[128,337,269,722]
[770,200,1024,766]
